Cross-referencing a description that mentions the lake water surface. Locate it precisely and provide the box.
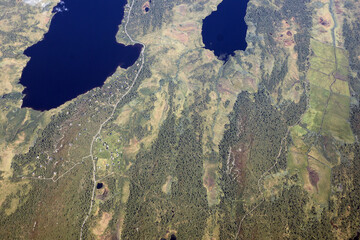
[20,0,142,110]
[202,0,249,61]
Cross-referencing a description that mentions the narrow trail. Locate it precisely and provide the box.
[20,155,91,182]
[79,0,145,239]
[235,1,340,238]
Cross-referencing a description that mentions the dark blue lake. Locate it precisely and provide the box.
[202,0,249,61]
[20,0,142,111]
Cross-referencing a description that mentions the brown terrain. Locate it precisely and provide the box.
[307,167,320,192]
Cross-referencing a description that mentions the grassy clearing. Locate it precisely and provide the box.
[263,171,287,199]
[336,61,350,78]
[288,126,309,184]
[310,56,336,75]
[121,180,130,204]
[0,58,24,96]
[322,112,354,143]
[0,180,29,207]
[0,143,15,178]
[312,3,334,45]
[161,175,172,194]
[307,156,331,206]
[322,93,354,143]
[287,145,308,176]
[151,91,168,134]
[311,40,336,62]
[336,68,349,81]
[288,148,310,201]
[112,179,131,238]
[308,147,332,168]
[201,90,220,152]
[211,109,230,150]
[96,158,109,176]
[303,40,338,134]
[308,69,333,90]
[323,104,350,128]
[336,48,350,68]
[115,105,133,126]
[282,57,302,102]
[202,213,220,240]
[92,212,113,236]
[291,125,308,138]
[302,84,330,131]
[202,162,220,206]
[303,40,352,142]
[332,79,350,96]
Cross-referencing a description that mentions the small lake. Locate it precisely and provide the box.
[20,0,142,111]
[202,0,249,61]
[96,183,103,189]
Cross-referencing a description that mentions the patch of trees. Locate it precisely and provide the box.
[0,160,94,239]
[0,92,22,101]
[218,90,289,237]
[127,0,180,36]
[219,180,331,239]
[344,20,360,138]
[343,20,360,72]
[350,104,360,137]
[330,144,360,239]
[246,5,281,35]
[121,82,209,239]
[110,93,155,143]
[294,32,311,72]
[110,60,154,118]
[247,0,312,71]
[282,91,308,126]
[260,56,289,92]
[246,5,281,52]
[238,185,312,239]
[281,0,313,71]
[127,0,222,37]
[221,90,287,176]
[10,110,70,180]
[281,0,312,29]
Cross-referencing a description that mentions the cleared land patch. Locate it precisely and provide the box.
[288,39,353,207]
[306,40,352,142]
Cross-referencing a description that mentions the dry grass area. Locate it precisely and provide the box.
[0,0,58,96]
[0,1,62,211]
[116,180,130,239]
[312,3,334,45]
[92,212,113,237]
[0,132,25,177]
[161,175,172,194]
[202,162,220,206]
[0,58,27,97]
[262,170,288,199]
[202,214,220,240]
[307,156,331,205]
[114,104,132,126]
